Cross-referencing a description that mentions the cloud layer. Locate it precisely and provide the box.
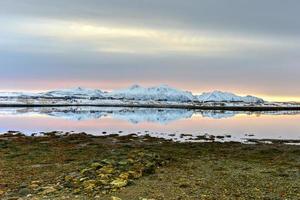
[0,0,300,101]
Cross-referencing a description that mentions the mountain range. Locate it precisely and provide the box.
[0,85,264,103]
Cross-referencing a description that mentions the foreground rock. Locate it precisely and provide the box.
[63,149,165,195]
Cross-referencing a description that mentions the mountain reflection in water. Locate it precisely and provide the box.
[0,107,300,143]
[1,107,300,122]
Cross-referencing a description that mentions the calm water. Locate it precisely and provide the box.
[0,107,300,142]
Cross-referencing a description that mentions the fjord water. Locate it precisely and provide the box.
[0,107,299,142]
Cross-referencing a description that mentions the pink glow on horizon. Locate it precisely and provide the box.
[1,79,300,102]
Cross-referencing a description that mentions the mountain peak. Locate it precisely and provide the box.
[110,85,194,102]
[75,87,84,90]
[128,84,142,90]
[42,87,103,98]
[198,91,264,103]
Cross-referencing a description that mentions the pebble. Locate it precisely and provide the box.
[111,196,122,200]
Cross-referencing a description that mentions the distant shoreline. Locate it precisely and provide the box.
[1,103,300,111]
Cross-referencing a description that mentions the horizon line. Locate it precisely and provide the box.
[0,85,300,103]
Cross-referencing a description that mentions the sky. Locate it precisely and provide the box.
[0,0,300,101]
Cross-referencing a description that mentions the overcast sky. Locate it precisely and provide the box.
[0,0,300,101]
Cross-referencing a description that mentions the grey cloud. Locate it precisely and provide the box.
[1,48,300,96]
[1,0,300,37]
[0,0,300,99]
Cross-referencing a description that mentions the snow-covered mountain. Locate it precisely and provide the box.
[197,91,264,103]
[41,87,104,98]
[107,84,195,102]
[2,107,300,123]
[0,86,266,104]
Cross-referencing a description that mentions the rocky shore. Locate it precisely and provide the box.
[0,132,299,199]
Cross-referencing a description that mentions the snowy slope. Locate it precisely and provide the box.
[197,91,264,103]
[242,95,265,103]
[41,87,104,98]
[107,84,195,102]
[0,92,40,97]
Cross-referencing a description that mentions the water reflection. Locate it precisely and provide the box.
[0,107,300,142]
[1,107,300,122]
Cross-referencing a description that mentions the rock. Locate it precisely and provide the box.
[139,198,156,200]
[79,177,89,182]
[82,180,96,191]
[62,150,163,193]
[73,188,81,194]
[29,184,39,189]
[97,173,111,180]
[91,162,102,169]
[131,169,144,178]
[98,179,110,185]
[179,182,190,188]
[40,186,57,195]
[64,175,73,182]
[6,197,19,200]
[118,160,128,166]
[111,178,128,188]
[101,159,115,165]
[0,190,4,195]
[18,188,30,196]
[19,182,27,188]
[144,162,156,174]
[111,196,122,200]
[31,180,40,184]
[99,165,115,174]
[80,168,93,175]
[119,172,129,180]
